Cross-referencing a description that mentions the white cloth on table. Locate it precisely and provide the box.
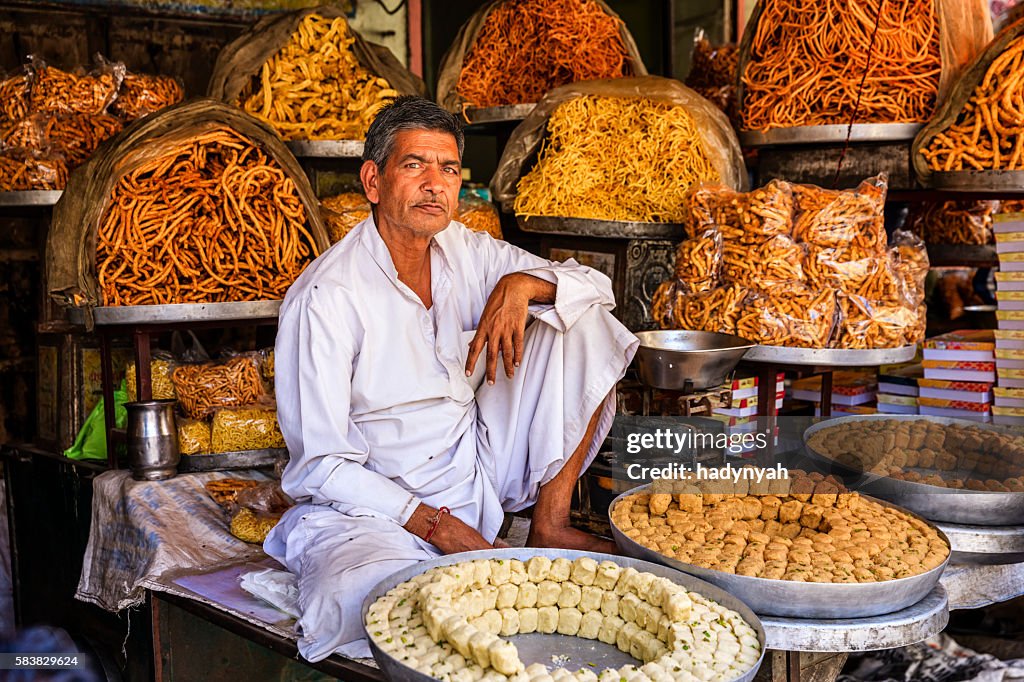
[265,216,637,661]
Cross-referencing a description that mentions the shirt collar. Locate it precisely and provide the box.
[359,211,455,285]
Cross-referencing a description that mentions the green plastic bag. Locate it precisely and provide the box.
[65,381,128,461]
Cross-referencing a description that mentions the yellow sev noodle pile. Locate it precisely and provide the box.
[237,14,398,140]
[514,96,720,222]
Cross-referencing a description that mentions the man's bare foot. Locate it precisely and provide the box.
[527,525,618,554]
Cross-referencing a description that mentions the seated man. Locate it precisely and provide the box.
[266,96,638,661]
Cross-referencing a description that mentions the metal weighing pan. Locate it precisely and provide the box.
[610,484,950,619]
[463,104,536,125]
[738,123,922,148]
[0,190,62,206]
[516,215,685,240]
[285,139,364,159]
[634,330,755,392]
[931,170,1024,193]
[742,345,918,367]
[361,547,767,682]
[803,415,1024,526]
[936,522,1024,565]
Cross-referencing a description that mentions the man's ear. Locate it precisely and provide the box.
[360,160,381,204]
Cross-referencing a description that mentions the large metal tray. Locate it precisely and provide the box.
[802,415,1024,526]
[516,215,685,240]
[609,484,950,619]
[87,300,282,326]
[931,170,1024,193]
[285,139,364,159]
[936,521,1024,565]
[0,190,62,206]
[178,448,286,473]
[361,547,767,682]
[742,345,918,367]
[463,104,536,125]
[738,123,922,148]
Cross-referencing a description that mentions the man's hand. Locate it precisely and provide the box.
[466,273,555,384]
[404,503,497,553]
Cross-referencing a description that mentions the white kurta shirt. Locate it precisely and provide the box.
[273,215,617,542]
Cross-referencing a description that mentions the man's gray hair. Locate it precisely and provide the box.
[362,95,465,169]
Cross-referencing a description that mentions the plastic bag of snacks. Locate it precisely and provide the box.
[27,57,125,116]
[172,354,266,419]
[210,406,285,453]
[455,192,503,239]
[835,294,919,349]
[670,283,747,334]
[890,230,930,305]
[684,180,792,242]
[110,73,184,120]
[0,148,67,190]
[672,228,721,290]
[321,192,371,244]
[0,71,29,123]
[230,507,281,544]
[791,175,887,253]
[736,286,837,348]
[803,247,905,301]
[177,418,212,455]
[125,353,177,402]
[722,234,805,289]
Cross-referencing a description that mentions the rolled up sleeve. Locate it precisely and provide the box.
[276,295,420,526]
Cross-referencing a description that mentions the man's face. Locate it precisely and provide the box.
[362,129,462,238]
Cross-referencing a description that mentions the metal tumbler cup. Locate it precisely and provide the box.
[126,399,180,481]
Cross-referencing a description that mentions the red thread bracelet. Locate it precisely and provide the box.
[424,506,450,543]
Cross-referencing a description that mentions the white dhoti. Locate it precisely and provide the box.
[265,304,636,661]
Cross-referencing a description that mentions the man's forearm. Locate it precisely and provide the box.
[504,272,555,304]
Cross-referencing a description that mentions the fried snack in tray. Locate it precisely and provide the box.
[740,0,940,131]
[367,555,761,681]
[178,418,212,455]
[791,176,887,253]
[723,234,804,289]
[0,149,67,190]
[835,294,918,349]
[125,357,176,402]
[96,127,318,306]
[905,201,996,245]
[613,468,949,582]
[236,14,399,141]
[455,0,633,109]
[211,407,285,453]
[684,180,792,242]
[111,73,184,120]
[171,355,266,420]
[736,285,837,349]
[29,64,120,116]
[922,34,1024,171]
[807,418,1024,491]
[671,283,747,334]
[672,228,721,287]
[514,95,720,223]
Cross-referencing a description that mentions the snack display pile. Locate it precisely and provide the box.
[0,59,183,190]
[611,473,949,584]
[652,176,927,349]
[514,95,721,223]
[806,418,1024,491]
[236,14,399,140]
[366,555,761,682]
